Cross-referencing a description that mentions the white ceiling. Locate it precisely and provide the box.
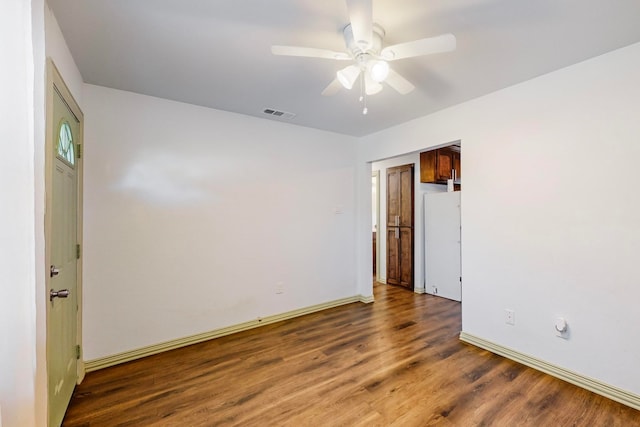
[48,0,640,136]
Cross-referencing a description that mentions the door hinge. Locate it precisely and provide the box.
[76,143,82,159]
[76,244,81,259]
[460,276,462,282]
[76,345,81,360]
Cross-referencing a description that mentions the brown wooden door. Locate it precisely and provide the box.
[372,231,377,274]
[386,164,414,289]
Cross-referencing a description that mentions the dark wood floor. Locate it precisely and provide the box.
[63,283,639,426]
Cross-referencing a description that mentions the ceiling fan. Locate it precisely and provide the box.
[271,0,456,113]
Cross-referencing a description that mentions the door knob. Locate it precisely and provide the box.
[50,289,70,302]
[50,265,59,277]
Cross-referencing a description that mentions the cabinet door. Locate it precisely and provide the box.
[386,227,413,289]
[399,165,413,227]
[387,228,399,285]
[419,150,437,183]
[387,167,400,227]
[386,164,414,289]
[436,149,453,181]
[387,164,413,226]
[398,228,413,288]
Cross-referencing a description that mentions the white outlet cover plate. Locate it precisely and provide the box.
[505,309,515,325]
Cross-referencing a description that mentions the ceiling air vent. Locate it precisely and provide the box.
[263,108,296,120]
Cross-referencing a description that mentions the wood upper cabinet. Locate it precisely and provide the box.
[420,148,461,184]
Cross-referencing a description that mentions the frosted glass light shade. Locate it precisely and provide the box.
[369,60,389,82]
[365,74,383,95]
[337,65,361,90]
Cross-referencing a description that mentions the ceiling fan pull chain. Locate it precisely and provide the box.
[360,72,368,114]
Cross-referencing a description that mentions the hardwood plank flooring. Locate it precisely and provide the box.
[63,283,639,426]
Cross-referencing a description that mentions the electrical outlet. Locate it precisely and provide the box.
[275,282,284,294]
[505,309,515,325]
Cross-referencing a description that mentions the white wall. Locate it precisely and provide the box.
[359,42,640,395]
[82,85,359,360]
[45,3,83,104]
[0,1,45,426]
[33,1,47,424]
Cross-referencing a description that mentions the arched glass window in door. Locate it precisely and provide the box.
[57,121,75,166]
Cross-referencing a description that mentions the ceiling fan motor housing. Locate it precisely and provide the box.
[343,23,386,59]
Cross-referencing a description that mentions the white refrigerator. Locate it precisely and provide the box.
[424,191,461,301]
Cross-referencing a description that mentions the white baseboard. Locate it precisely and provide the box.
[85,295,370,372]
[414,287,426,294]
[459,332,640,411]
[359,294,375,303]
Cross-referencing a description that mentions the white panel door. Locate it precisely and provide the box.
[48,77,81,427]
[424,192,461,301]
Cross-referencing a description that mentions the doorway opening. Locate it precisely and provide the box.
[369,141,462,300]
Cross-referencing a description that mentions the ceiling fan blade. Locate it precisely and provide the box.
[381,34,456,61]
[271,45,350,60]
[385,68,415,94]
[346,0,373,50]
[321,78,343,96]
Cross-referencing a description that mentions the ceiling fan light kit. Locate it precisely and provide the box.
[364,73,382,95]
[337,64,361,90]
[271,0,456,113]
[369,60,390,82]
